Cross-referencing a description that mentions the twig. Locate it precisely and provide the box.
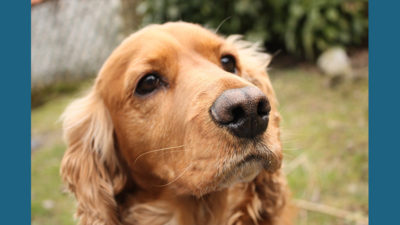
[293,199,368,225]
[283,154,307,174]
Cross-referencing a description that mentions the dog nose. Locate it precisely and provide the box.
[210,86,271,138]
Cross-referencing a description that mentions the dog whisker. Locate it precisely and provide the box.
[132,145,185,167]
[154,163,193,187]
[200,195,215,222]
[215,16,232,33]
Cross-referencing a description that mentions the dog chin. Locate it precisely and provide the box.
[218,160,264,189]
[237,162,263,182]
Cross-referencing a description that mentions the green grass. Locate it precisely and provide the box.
[31,144,76,225]
[270,68,368,225]
[31,69,368,225]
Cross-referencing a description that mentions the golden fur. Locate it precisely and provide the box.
[61,22,294,225]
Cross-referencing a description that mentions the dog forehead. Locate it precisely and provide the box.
[129,22,224,53]
[160,21,219,38]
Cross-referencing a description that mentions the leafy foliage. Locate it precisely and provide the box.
[137,0,368,59]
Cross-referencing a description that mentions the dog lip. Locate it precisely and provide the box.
[236,154,264,167]
[236,151,280,172]
[235,154,272,170]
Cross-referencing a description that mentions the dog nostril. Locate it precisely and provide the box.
[257,99,271,117]
[230,106,245,124]
[210,86,270,139]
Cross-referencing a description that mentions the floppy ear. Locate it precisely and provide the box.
[227,36,294,225]
[60,89,126,225]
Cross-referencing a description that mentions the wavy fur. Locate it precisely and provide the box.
[60,22,294,225]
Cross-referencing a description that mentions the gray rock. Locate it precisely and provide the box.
[317,47,353,78]
[317,47,354,87]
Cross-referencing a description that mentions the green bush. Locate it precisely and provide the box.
[136,0,368,60]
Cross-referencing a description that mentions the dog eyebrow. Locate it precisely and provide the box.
[123,51,178,96]
[193,39,224,59]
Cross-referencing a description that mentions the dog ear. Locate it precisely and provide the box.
[60,90,126,225]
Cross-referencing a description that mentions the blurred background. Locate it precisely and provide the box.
[31,0,368,224]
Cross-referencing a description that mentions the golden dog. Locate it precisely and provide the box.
[61,22,293,225]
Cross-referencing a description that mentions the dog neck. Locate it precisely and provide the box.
[120,187,229,225]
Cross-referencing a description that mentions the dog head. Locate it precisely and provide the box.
[61,21,282,224]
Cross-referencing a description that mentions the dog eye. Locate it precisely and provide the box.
[221,55,237,74]
[135,73,162,95]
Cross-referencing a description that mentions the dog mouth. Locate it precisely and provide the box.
[232,155,265,182]
[217,148,280,188]
[236,154,273,170]
[234,141,281,172]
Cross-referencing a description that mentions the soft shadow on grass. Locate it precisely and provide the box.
[31,69,368,225]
